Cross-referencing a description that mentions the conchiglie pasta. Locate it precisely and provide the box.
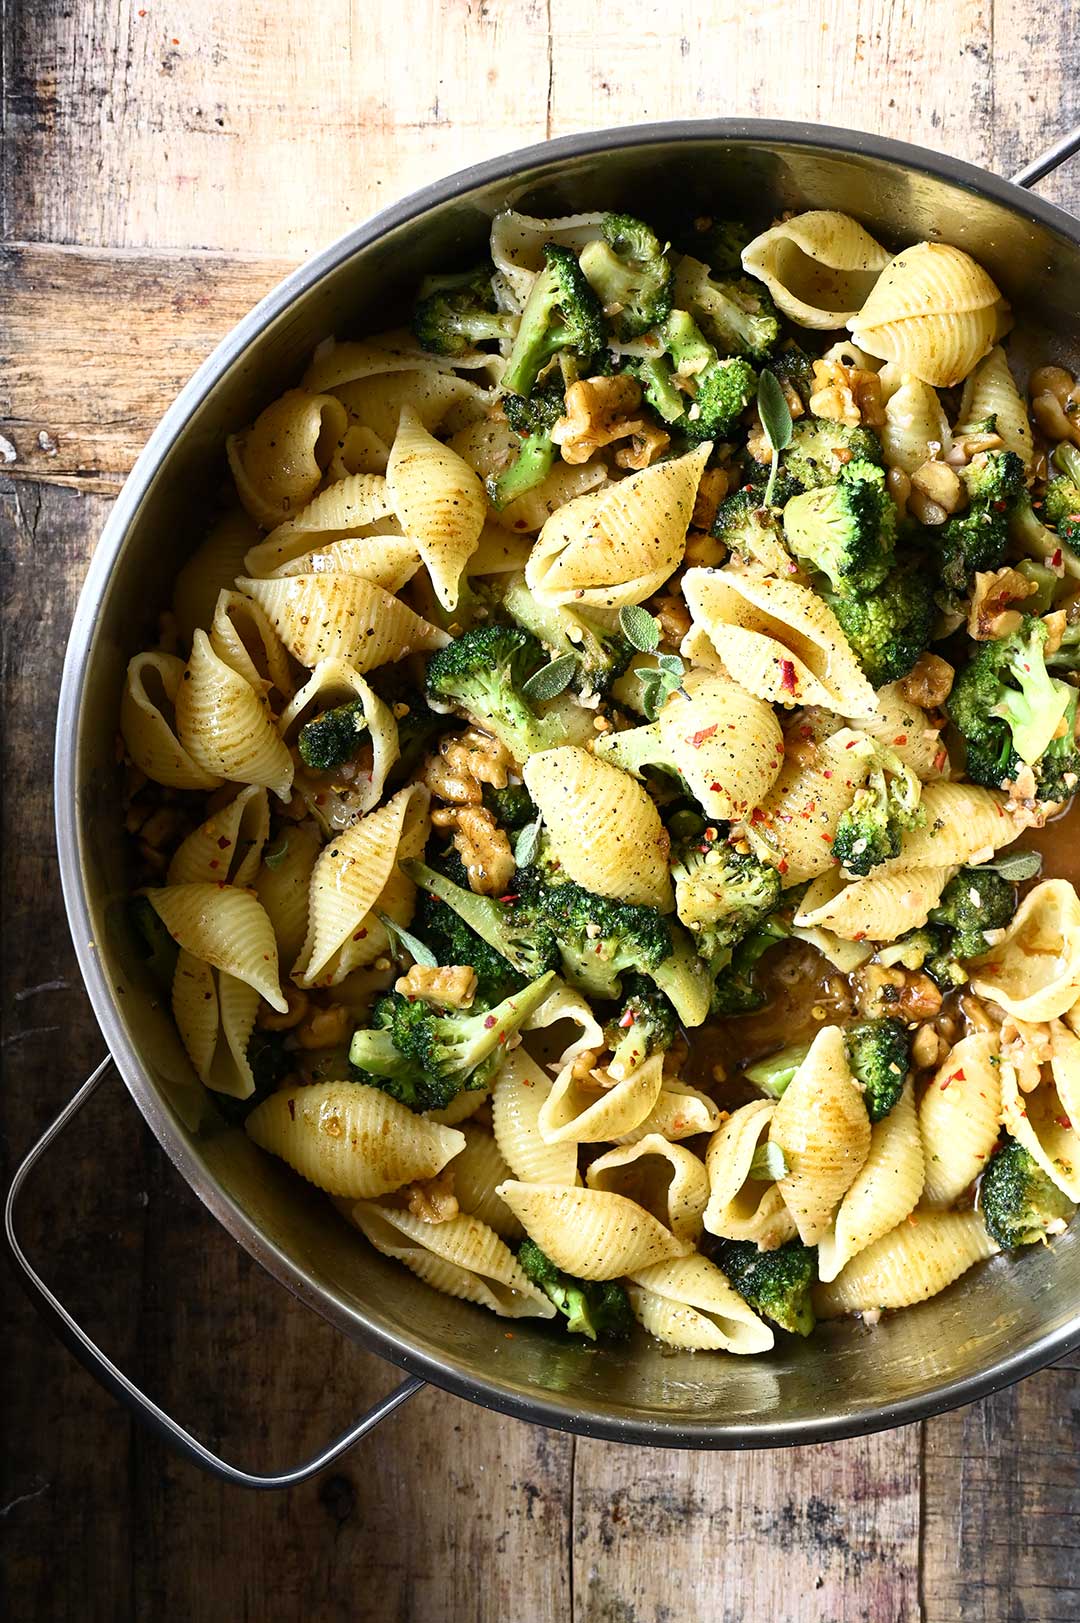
[277,659,398,816]
[814,1211,999,1318]
[254,821,322,968]
[447,417,608,535]
[227,389,348,529]
[772,1025,871,1245]
[209,589,294,702]
[173,509,260,645]
[332,370,491,448]
[740,210,891,329]
[881,376,952,474]
[491,1050,580,1186]
[681,568,877,718]
[449,1124,523,1240]
[955,346,1034,473]
[386,405,486,609]
[147,882,286,1010]
[848,242,1009,387]
[494,1181,690,1279]
[876,782,1019,874]
[303,330,495,391]
[614,1082,724,1146]
[586,1134,709,1245]
[795,865,956,942]
[538,1052,665,1145]
[523,980,605,1073]
[703,1099,798,1249]
[238,573,449,671]
[167,784,269,887]
[738,729,874,886]
[265,533,421,590]
[843,682,948,780]
[523,745,673,912]
[818,1082,924,1283]
[627,1255,774,1354]
[490,208,607,307]
[175,630,294,801]
[349,1203,555,1319]
[242,473,395,576]
[120,651,223,791]
[919,1034,1004,1206]
[171,951,260,1099]
[1000,1036,1080,1201]
[526,443,709,609]
[970,880,1080,1021]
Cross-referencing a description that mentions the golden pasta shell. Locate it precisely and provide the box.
[876,782,1019,874]
[147,881,286,1011]
[795,865,956,942]
[238,573,449,670]
[627,1254,775,1354]
[614,1082,723,1146]
[176,630,294,801]
[254,821,322,968]
[772,1025,871,1245]
[349,1203,556,1319]
[171,956,260,1100]
[538,1052,665,1145]
[303,330,494,391]
[120,650,223,791]
[818,1082,924,1283]
[386,404,487,609]
[449,1124,523,1240]
[277,659,399,816]
[332,371,491,449]
[227,389,348,529]
[955,345,1034,473]
[814,1211,999,1318]
[265,534,421,590]
[587,1134,709,1246]
[491,1049,580,1187]
[1000,1032,1080,1201]
[919,1034,1003,1207]
[703,1099,797,1248]
[173,509,260,645]
[209,588,294,701]
[655,669,784,820]
[495,1181,690,1279]
[243,472,395,576]
[167,784,269,888]
[740,209,891,330]
[970,880,1080,1022]
[849,243,1010,387]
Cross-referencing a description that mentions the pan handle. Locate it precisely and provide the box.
[1011,124,1080,190]
[3,1056,425,1489]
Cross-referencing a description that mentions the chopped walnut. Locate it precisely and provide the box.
[808,358,885,428]
[422,728,512,806]
[652,590,692,646]
[691,467,730,531]
[899,652,954,709]
[855,964,942,1023]
[967,567,1037,640]
[910,460,963,517]
[614,422,672,470]
[944,428,1004,468]
[296,1001,351,1050]
[999,1015,1053,1093]
[431,803,516,895]
[552,375,658,465]
[570,1047,602,1081]
[395,963,478,1009]
[911,1023,949,1071]
[258,984,310,1031]
[1030,365,1080,449]
[405,1168,459,1224]
[684,529,727,568]
[1043,609,1068,655]
[958,992,1001,1034]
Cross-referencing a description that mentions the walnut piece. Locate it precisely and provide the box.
[614,422,672,470]
[808,358,885,428]
[691,466,730,531]
[911,1023,948,1071]
[899,652,954,709]
[258,984,310,1031]
[395,963,478,1009]
[405,1168,459,1224]
[552,375,660,465]
[295,1000,351,1050]
[422,727,512,806]
[967,567,1037,641]
[1030,365,1080,449]
[855,964,942,1022]
[431,803,516,895]
[652,590,692,646]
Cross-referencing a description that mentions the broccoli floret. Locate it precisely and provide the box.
[412,851,527,1005]
[672,841,782,958]
[488,381,565,510]
[782,459,897,594]
[517,863,672,1000]
[832,746,923,876]
[708,915,790,1016]
[578,213,673,341]
[403,858,559,981]
[945,615,1077,793]
[297,697,369,772]
[604,974,677,1077]
[682,353,758,443]
[212,1028,292,1126]
[714,1238,816,1336]
[744,1042,811,1098]
[844,1018,910,1122]
[937,450,1026,608]
[928,867,1017,960]
[593,719,684,786]
[772,416,884,490]
[500,244,606,397]
[961,447,1027,508]
[349,971,555,1112]
[769,342,816,409]
[411,266,516,357]
[1044,443,1080,546]
[481,781,536,832]
[500,571,632,699]
[630,310,757,441]
[425,624,575,764]
[130,895,179,993]
[980,1139,1077,1249]
[676,254,780,360]
[826,561,935,689]
[710,485,791,567]
[684,216,748,276]
[518,1238,634,1340]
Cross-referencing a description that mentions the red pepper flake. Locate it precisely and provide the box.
[1052,548,1063,569]
[993,499,1008,512]
[209,859,219,870]
[821,833,833,843]
[217,835,230,849]
[933,748,948,773]
[805,800,816,814]
[498,893,519,904]
[778,859,789,875]
[822,770,832,779]
[1056,1115,1073,1130]
[893,735,907,746]
[483,1015,497,1029]
[941,1067,966,1090]
[853,931,867,942]
[709,781,721,793]
[705,826,718,842]
[690,724,718,747]
[845,739,858,749]
[618,1009,636,1029]
[780,659,797,695]
[497,1032,507,1044]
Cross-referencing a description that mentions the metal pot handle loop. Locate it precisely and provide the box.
[1011,124,1080,189]
[4,1056,425,1489]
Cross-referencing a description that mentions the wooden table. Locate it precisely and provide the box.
[3,5,1079,1618]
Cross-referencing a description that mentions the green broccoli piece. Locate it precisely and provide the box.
[578,213,673,341]
[297,697,369,772]
[832,746,923,876]
[516,862,672,1001]
[1016,558,1061,616]
[782,459,897,594]
[708,915,790,1016]
[844,1018,911,1121]
[517,1238,634,1340]
[488,381,565,511]
[212,1027,292,1126]
[411,266,516,357]
[826,561,935,688]
[412,850,527,1005]
[980,1139,1076,1249]
[403,858,559,981]
[481,781,536,831]
[744,1042,811,1098]
[592,718,684,786]
[500,243,606,397]
[349,971,555,1112]
[710,485,791,567]
[676,254,780,360]
[683,216,748,276]
[1044,443,1080,547]
[928,866,1018,961]
[938,450,1026,607]
[425,623,575,764]
[130,895,179,993]
[945,615,1078,793]
[773,415,884,490]
[604,974,677,1077]
[671,841,782,959]
[630,310,757,441]
[714,1238,817,1336]
[500,571,632,699]
[769,343,816,409]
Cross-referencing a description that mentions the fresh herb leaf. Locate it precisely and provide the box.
[976,849,1043,882]
[376,911,439,967]
[514,813,543,868]
[619,604,661,654]
[263,833,290,870]
[521,654,577,702]
[748,1141,788,1182]
[758,367,793,508]
[657,653,685,676]
[636,653,686,720]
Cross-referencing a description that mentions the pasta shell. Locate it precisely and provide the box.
[740,210,890,330]
[587,1134,709,1245]
[386,405,486,609]
[627,1255,774,1354]
[491,1049,580,1186]
[265,534,421,591]
[171,952,259,1099]
[448,417,609,535]
[209,588,294,701]
[875,782,1019,874]
[919,1033,1003,1206]
[843,682,947,781]
[246,1081,465,1199]
[332,371,492,448]
[882,376,952,474]
[167,784,269,888]
[955,346,1034,474]
[349,1203,556,1319]
[292,783,429,988]
[227,389,348,529]
[522,980,605,1072]
[818,1082,924,1283]
[795,865,956,942]
[523,745,673,912]
[614,1082,723,1146]
[654,670,784,820]
[449,1124,523,1240]
[254,822,322,968]
[538,1052,665,1145]
[238,573,450,670]
[243,473,395,576]
[703,1099,798,1248]
[324,425,391,479]
[814,1211,999,1318]
[681,567,878,718]
[737,728,875,887]
[120,651,223,791]
[970,880,1080,1022]
[173,509,260,645]
[494,1181,690,1279]
[303,330,496,390]
[849,243,1010,387]
[490,208,607,307]
[277,659,399,817]
[1000,1034,1080,1201]
[175,630,294,801]
[526,443,709,609]
[147,882,286,1011]
[772,1025,871,1245]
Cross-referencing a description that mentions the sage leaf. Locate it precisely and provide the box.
[514,814,543,869]
[376,912,439,967]
[748,1141,789,1182]
[263,833,290,870]
[522,654,577,702]
[619,604,661,653]
[758,368,793,455]
[977,849,1043,882]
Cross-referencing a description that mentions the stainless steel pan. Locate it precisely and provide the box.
[9,119,1080,1487]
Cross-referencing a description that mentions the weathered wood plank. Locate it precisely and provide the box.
[572,1430,921,1623]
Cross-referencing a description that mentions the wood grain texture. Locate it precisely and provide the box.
[3,1,1080,1619]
